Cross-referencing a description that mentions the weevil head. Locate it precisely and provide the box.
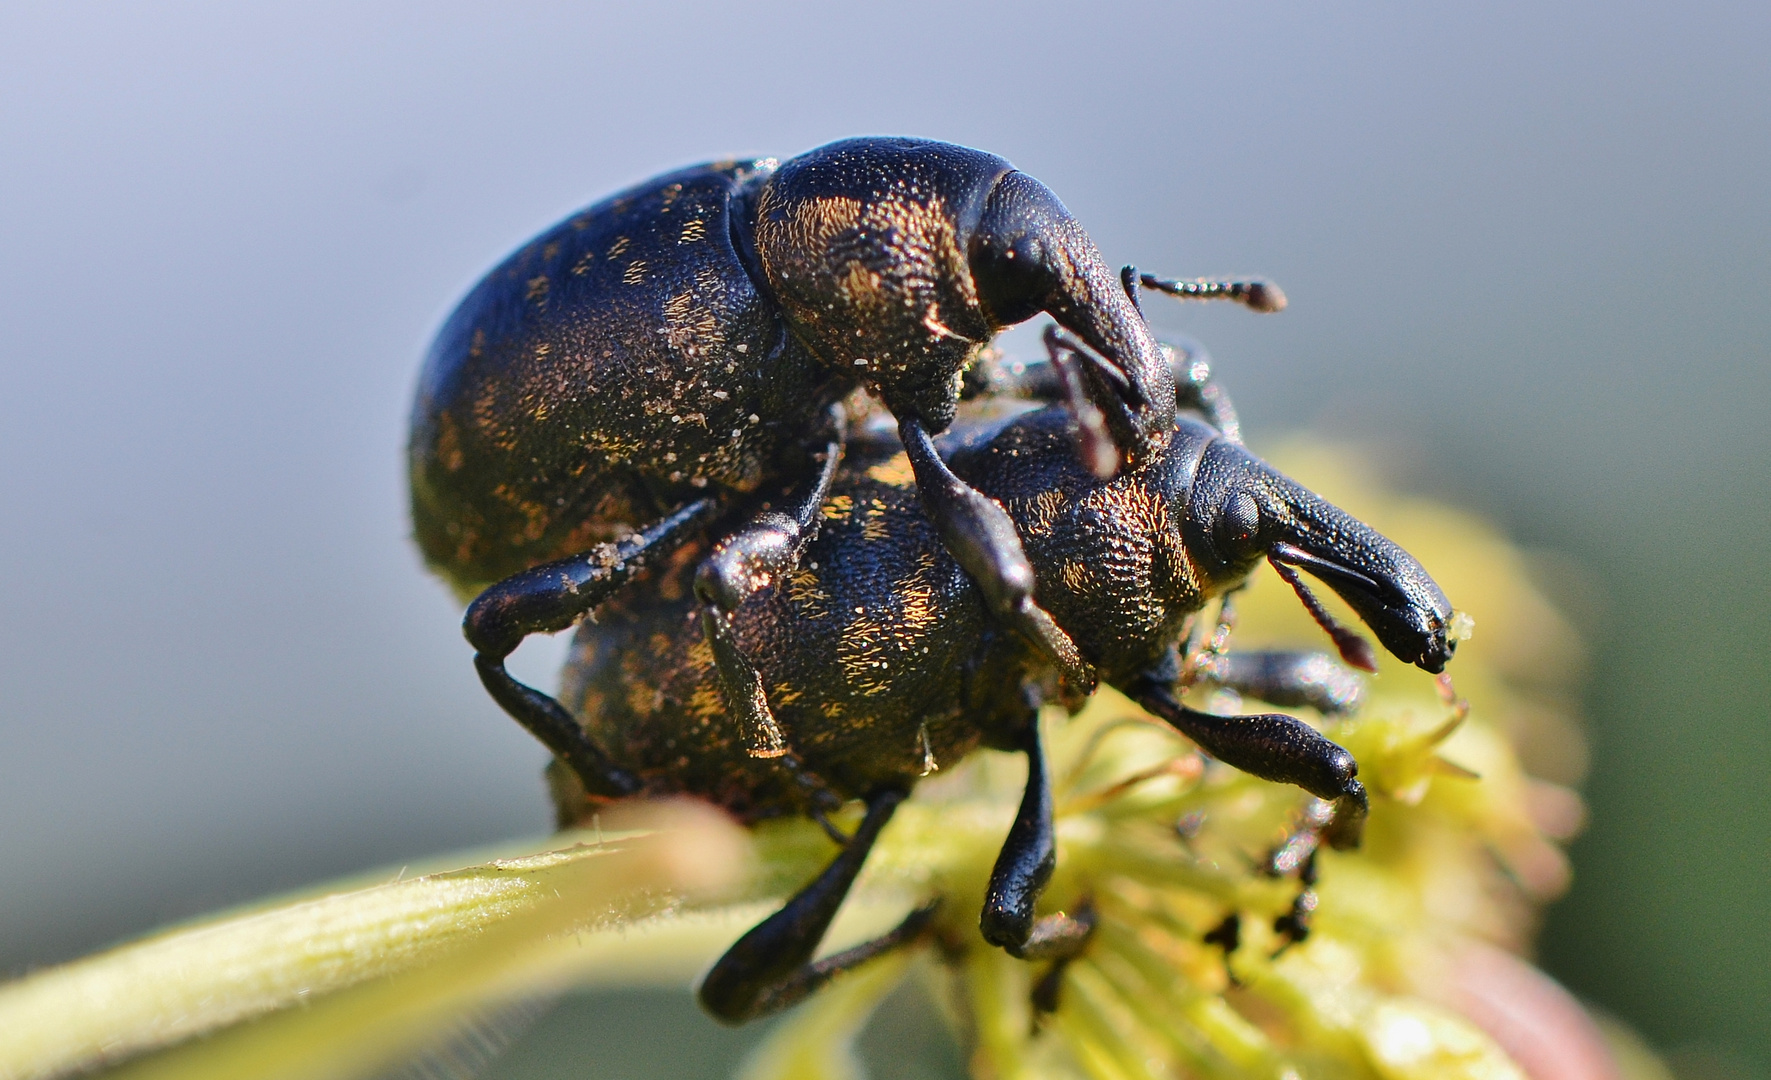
[1178,432,1456,673]
[752,138,1172,454]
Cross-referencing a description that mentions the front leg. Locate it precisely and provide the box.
[899,415,1096,698]
[1123,669,1369,848]
[1162,337,1243,444]
[463,498,721,798]
[1196,649,1367,715]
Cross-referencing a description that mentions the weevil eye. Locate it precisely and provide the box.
[1218,490,1263,560]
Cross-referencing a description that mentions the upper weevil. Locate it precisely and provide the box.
[408,136,1286,798]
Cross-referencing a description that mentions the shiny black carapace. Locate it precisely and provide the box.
[408,137,1286,792]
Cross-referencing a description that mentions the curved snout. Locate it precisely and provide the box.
[970,171,1175,454]
[1187,437,1456,674]
[1269,538,1454,672]
[1261,479,1456,673]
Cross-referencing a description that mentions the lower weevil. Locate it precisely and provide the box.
[547,389,1454,1022]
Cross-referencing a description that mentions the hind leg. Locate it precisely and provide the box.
[699,787,936,1023]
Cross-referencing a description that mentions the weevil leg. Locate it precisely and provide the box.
[1041,327,1154,472]
[963,315,1243,446]
[959,332,1127,477]
[1043,327,1121,478]
[981,712,1097,971]
[899,415,1097,698]
[981,712,1058,949]
[1029,897,1099,1017]
[464,498,722,798]
[695,405,847,759]
[1123,668,1369,848]
[1195,650,1368,716]
[700,787,934,1023]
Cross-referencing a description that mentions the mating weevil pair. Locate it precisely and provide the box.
[407,137,1457,1023]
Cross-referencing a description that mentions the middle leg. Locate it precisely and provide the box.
[695,404,846,760]
[981,710,1097,960]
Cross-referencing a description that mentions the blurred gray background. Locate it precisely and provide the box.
[1,2,1765,1076]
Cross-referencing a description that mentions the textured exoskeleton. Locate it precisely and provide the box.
[409,136,1287,801]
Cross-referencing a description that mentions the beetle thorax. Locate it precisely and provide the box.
[753,186,993,427]
[749,139,1013,430]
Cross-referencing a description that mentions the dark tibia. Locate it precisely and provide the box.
[982,717,1056,950]
[700,606,783,756]
[696,407,847,758]
[1126,677,1359,800]
[724,901,940,1021]
[1125,673,1368,848]
[700,788,922,1024]
[463,498,720,798]
[899,415,1096,696]
[1197,650,1367,715]
[962,331,1243,452]
[1138,273,1287,314]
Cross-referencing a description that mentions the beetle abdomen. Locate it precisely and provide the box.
[410,159,840,591]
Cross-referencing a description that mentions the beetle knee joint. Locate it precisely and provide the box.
[695,512,801,612]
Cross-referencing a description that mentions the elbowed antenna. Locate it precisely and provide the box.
[1139,273,1288,315]
[968,171,1176,463]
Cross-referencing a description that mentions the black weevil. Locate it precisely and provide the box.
[548,395,1456,1023]
[408,137,1286,796]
